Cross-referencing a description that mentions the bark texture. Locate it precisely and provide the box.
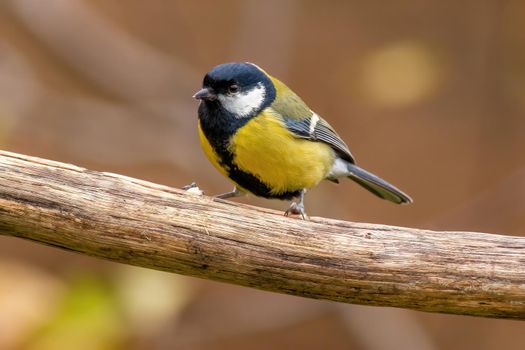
[0,151,523,319]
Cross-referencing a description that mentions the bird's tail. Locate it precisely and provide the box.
[346,163,412,204]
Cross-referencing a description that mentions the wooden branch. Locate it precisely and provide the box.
[0,151,524,320]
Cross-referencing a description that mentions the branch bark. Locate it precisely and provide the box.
[0,151,523,320]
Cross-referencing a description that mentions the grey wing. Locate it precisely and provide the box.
[283,113,355,163]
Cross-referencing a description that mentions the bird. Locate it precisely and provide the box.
[194,62,412,219]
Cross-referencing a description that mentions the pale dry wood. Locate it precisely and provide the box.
[0,150,523,320]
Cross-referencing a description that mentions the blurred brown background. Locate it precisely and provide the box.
[1,0,524,349]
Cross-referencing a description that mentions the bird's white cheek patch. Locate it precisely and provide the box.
[218,84,266,118]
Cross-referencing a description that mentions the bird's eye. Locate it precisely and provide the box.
[228,85,239,94]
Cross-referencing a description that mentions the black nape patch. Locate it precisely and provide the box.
[202,62,276,107]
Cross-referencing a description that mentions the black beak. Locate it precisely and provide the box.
[193,87,217,101]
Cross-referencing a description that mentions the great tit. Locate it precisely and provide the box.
[194,62,412,218]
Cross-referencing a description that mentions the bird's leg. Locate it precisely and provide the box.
[284,189,308,220]
[216,186,243,199]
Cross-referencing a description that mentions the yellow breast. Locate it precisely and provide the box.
[229,110,334,195]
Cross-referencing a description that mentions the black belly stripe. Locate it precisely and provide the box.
[227,164,300,200]
[199,103,300,200]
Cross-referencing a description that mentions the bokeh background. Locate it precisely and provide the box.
[1,0,524,349]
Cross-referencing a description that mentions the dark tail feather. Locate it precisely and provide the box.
[346,163,412,204]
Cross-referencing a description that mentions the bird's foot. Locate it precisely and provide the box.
[284,201,309,220]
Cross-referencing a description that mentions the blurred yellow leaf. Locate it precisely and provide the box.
[115,266,194,336]
[357,40,443,108]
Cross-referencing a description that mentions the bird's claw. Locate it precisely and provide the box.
[284,202,309,220]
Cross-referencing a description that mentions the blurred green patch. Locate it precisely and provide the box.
[14,266,194,350]
[23,275,125,350]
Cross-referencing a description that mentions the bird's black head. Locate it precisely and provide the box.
[194,62,276,118]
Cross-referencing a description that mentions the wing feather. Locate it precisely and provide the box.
[282,113,355,163]
[267,76,354,163]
